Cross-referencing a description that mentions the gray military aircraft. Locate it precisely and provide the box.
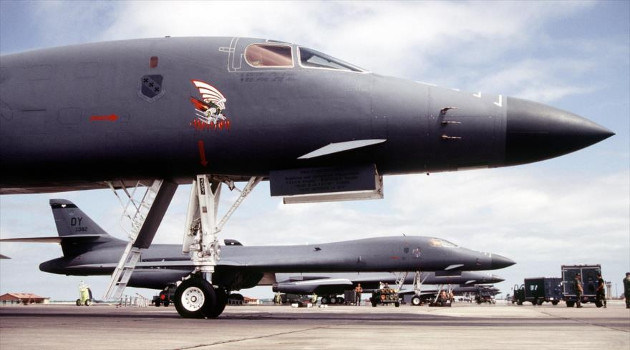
[0,37,614,193]
[1,199,514,317]
[0,37,611,318]
[400,284,502,306]
[272,271,503,303]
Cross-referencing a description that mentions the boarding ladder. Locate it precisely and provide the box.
[103,180,164,300]
[394,272,408,291]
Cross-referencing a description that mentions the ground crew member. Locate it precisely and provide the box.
[624,272,630,309]
[77,280,91,306]
[596,273,607,308]
[354,283,363,306]
[574,274,583,308]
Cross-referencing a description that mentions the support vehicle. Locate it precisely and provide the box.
[561,265,602,307]
[370,287,401,307]
[512,277,562,305]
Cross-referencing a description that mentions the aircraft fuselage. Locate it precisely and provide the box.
[39,236,514,290]
[0,37,613,193]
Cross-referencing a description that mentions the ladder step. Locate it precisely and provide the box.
[104,246,144,300]
[104,179,167,300]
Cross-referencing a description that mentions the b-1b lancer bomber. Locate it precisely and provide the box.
[1,199,514,318]
[272,271,504,305]
[0,37,612,318]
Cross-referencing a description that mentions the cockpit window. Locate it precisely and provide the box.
[244,44,293,68]
[298,47,364,72]
[428,238,458,248]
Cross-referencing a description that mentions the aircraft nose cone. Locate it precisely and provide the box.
[505,97,614,166]
[490,274,505,283]
[484,275,505,283]
[491,253,515,269]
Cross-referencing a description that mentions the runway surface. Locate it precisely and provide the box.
[1,301,628,349]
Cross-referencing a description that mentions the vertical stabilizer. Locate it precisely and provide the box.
[49,199,119,257]
[50,199,109,237]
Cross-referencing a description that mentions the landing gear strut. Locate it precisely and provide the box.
[173,175,261,318]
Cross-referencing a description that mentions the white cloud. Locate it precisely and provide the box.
[68,1,590,77]
[20,1,607,103]
[471,58,599,102]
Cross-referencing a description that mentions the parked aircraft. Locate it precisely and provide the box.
[0,37,610,318]
[0,37,614,194]
[1,199,514,317]
[400,284,502,306]
[272,271,503,302]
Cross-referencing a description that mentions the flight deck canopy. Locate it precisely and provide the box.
[298,47,365,72]
[428,238,458,248]
[243,43,365,72]
[244,44,294,68]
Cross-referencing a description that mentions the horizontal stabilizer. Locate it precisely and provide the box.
[0,234,103,244]
[298,139,386,159]
[0,254,10,259]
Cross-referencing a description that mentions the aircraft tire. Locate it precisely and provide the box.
[174,278,216,319]
[411,296,421,306]
[228,293,244,305]
[85,299,92,306]
[76,299,82,306]
[205,287,227,318]
[321,296,329,304]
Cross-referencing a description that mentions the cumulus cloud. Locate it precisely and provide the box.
[17,1,606,103]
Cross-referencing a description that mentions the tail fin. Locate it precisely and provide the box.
[50,199,122,256]
[51,199,109,237]
[0,199,122,258]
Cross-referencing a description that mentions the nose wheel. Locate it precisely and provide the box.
[206,287,228,318]
[174,278,217,318]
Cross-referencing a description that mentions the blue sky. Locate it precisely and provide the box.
[1,1,628,301]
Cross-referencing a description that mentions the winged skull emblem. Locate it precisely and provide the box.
[190,80,230,129]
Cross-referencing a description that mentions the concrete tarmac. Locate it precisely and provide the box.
[1,301,628,350]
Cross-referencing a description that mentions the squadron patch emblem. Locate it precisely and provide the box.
[190,80,231,131]
[138,75,165,101]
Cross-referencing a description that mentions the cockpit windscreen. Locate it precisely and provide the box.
[428,238,458,248]
[298,47,365,72]
[244,44,293,68]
